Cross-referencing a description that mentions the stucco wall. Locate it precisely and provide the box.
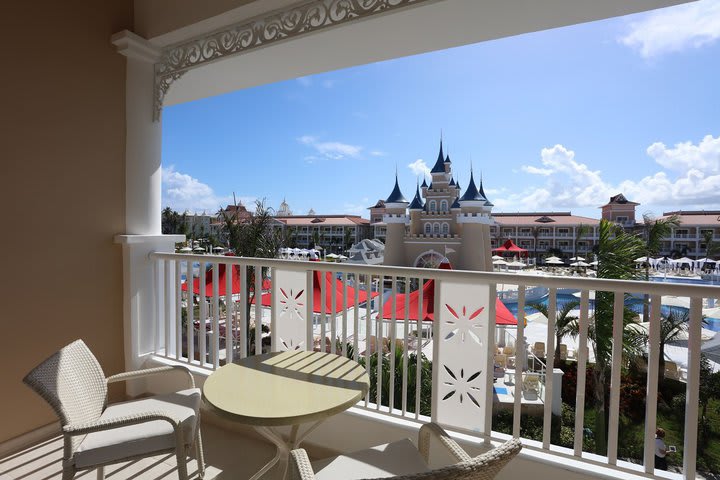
[0,1,132,443]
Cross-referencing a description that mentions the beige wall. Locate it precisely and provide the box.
[0,1,132,443]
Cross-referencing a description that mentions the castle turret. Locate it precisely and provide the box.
[457,170,494,271]
[408,183,425,235]
[382,174,409,266]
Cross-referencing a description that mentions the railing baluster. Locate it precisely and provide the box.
[175,259,182,361]
[165,260,173,358]
[543,287,557,449]
[607,291,625,464]
[416,277,423,419]
[254,267,262,355]
[270,266,277,352]
[321,271,326,352]
[644,294,662,473]
[683,297,702,479]
[239,265,248,359]
[484,283,498,439]
[574,290,590,456]
[353,275,359,362]
[376,275,384,410]
[389,276,397,415]
[402,276,410,417]
[365,274,372,407]
[225,261,233,364]
[154,259,162,355]
[186,260,194,364]
[306,270,314,353]
[331,270,337,355]
[212,263,220,369]
[342,272,348,357]
[513,285,526,437]
[199,261,207,366]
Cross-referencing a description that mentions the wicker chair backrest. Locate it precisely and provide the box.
[23,339,108,431]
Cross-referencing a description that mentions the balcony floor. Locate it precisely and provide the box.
[0,422,285,480]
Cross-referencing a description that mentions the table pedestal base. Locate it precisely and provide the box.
[251,420,325,480]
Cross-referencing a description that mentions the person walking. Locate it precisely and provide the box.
[655,428,668,470]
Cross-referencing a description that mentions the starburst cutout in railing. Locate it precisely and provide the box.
[442,365,482,408]
[281,337,305,351]
[279,288,305,320]
[443,304,484,345]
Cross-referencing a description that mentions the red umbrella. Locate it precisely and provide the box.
[255,271,379,314]
[492,239,528,257]
[181,264,270,297]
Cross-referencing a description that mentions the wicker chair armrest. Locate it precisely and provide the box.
[62,410,180,436]
[289,448,316,480]
[418,422,472,464]
[106,365,195,388]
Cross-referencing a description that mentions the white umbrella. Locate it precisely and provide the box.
[493,259,508,265]
[213,246,224,251]
[179,246,193,253]
[326,253,339,259]
[675,257,694,265]
[546,256,561,262]
[589,260,599,266]
[338,255,348,260]
[570,261,590,267]
[546,258,564,265]
[507,261,526,267]
[569,256,585,261]
[193,247,204,252]
[492,255,504,261]
[634,256,648,263]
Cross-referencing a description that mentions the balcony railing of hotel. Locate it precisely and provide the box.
[148,252,719,479]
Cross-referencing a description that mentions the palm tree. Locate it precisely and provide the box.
[531,226,541,265]
[528,300,580,363]
[591,219,646,455]
[702,230,719,260]
[573,224,591,260]
[640,214,680,321]
[220,198,282,353]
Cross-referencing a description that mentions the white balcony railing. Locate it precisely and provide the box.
[148,252,720,479]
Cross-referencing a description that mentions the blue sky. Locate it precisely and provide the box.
[162,0,720,219]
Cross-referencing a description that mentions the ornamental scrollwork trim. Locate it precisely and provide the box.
[153,0,432,120]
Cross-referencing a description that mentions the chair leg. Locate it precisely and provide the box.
[195,426,206,479]
[176,448,189,480]
[96,466,105,480]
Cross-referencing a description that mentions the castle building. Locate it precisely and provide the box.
[382,141,495,271]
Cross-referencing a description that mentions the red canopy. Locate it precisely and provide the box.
[255,271,379,314]
[181,264,271,297]
[492,239,528,257]
[379,280,516,325]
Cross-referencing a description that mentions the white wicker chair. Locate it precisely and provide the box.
[23,339,205,480]
[289,422,521,480]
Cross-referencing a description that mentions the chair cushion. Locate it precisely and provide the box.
[74,388,200,468]
[312,438,430,480]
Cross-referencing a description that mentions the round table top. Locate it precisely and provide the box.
[202,350,370,427]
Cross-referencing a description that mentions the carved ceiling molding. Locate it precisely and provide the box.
[153,0,433,120]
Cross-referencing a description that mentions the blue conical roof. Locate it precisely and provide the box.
[459,171,485,202]
[445,154,451,164]
[385,175,408,204]
[451,197,461,209]
[421,178,428,188]
[408,184,424,210]
[449,177,456,186]
[430,140,446,173]
[479,177,493,206]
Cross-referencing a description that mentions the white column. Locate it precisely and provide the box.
[112,31,183,394]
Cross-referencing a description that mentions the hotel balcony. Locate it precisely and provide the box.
[5,254,718,480]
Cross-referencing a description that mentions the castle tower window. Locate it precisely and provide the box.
[442,223,449,234]
[433,223,440,234]
[425,223,431,234]
[429,200,437,212]
[440,200,448,212]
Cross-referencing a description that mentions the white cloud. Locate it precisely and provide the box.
[162,166,236,213]
[646,134,720,173]
[370,150,387,157]
[296,76,312,87]
[619,0,720,58]
[408,159,431,179]
[297,135,363,160]
[504,135,720,212]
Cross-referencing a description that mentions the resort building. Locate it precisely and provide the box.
[382,141,494,271]
[270,214,372,254]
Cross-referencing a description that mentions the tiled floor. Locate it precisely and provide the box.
[0,423,287,480]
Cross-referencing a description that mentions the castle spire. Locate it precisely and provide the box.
[430,137,446,173]
[385,173,408,204]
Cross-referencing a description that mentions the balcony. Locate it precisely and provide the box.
[66,252,711,480]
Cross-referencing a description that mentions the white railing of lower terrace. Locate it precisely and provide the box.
[149,252,720,479]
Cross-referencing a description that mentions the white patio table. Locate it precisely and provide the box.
[203,350,369,479]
